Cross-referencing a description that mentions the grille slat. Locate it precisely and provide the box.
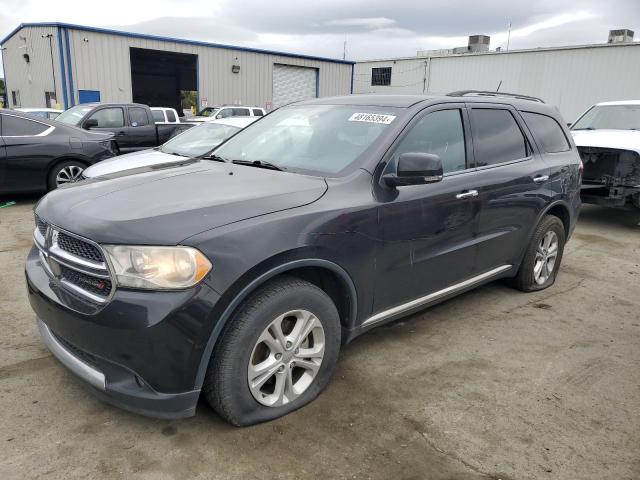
[59,265,113,298]
[57,232,104,263]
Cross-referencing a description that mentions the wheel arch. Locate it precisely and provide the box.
[194,258,358,389]
[541,201,572,238]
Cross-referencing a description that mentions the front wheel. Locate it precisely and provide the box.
[203,276,341,426]
[511,215,566,292]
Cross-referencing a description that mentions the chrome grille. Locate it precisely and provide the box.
[57,231,104,263]
[33,221,114,304]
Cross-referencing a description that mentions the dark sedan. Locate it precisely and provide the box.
[0,109,116,195]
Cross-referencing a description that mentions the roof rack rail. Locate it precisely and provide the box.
[447,90,545,103]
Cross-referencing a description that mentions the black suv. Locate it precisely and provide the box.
[26,92,582,425]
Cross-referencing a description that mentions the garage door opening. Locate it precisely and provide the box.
[272,64,318,108]
[130,47,197,116]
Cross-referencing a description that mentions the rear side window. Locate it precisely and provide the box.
[522,112,570,153]
[152,110,164,123]
[166,110,177,122]
[232,108,250,116]
[1,115,50,136]
[470,109,529,166]
[252,109,264,116]
[129,107,150,126]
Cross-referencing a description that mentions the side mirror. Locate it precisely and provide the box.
[566,122,573,128]
[84,118,99,129]
[383,152,443,187]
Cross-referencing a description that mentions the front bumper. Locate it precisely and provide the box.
[26,246,221,419]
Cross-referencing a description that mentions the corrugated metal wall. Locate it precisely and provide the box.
[2,25,65,108]
[2,25,352,110]
[354,43,640,121]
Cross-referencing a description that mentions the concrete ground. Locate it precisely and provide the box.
[1,199,638,480]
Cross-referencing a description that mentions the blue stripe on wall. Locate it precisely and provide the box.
[63,28,75,106]
[56,27,68,109]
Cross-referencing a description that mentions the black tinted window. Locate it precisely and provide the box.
[252,109,264,116]
[166,110,177,122]
[393,109,467,174]
[129,107,150,126]
[470,109,528,166]
[88,108,124,128]
[522,112,570,153]
[232,108,250,116]
[2,115,49,136]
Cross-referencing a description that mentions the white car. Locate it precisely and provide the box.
[150,107,181,124]
[191,105,266,123]
[15,107,63,120]
[571,100,640,209]
[82,116,259,178]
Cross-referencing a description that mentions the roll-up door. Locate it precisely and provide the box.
[272,64,318,108]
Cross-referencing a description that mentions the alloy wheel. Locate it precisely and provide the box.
[533,230,559,285]
[248,309,325,407]
[56,165,84,186]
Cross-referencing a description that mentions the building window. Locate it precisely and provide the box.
[371,67,392,86]
[45,91,57,108]
[11,90,21,107]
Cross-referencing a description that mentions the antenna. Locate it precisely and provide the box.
[506,20,512,51]
[342,37,347,60]
[496,80,502,92]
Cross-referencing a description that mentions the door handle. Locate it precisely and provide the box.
[115,131,126,137]
[456,190,478,200]
[533,175,549,184]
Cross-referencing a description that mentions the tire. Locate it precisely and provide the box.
[48,160,86,190]
[511,215,566,292]
[204,276,341,426]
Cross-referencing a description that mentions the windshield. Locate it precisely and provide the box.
[197,107,220,117]
[160,122,240,157]
[573,105,640,130]
[213,105,400,175]
[56,105,93,126]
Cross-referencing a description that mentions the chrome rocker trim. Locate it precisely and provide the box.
[362,265,512,327]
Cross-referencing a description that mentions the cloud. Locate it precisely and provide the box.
[324,17,397,29]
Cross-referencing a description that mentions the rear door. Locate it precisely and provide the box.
[0,113,55,193]
[126,106,156,150]
[467,103,551,273]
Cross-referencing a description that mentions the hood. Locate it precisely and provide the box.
[36,161,327,245]
[83,149,184,178]
[571,129,640,153]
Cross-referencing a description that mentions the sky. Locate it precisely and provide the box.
[0,0,639,69]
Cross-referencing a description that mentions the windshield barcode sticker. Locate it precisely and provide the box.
[348,113,396,124]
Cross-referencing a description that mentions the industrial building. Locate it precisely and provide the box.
[354,31,640,121]
[0,22,354,112]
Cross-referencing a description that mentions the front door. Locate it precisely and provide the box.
[466,104,551,273]
[373,104,480,315]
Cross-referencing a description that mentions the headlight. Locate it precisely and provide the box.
[104,245,212,290]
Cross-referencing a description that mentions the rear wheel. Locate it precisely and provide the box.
[48,160,86,190]
[511,215,565,292]
[203,276,341,426]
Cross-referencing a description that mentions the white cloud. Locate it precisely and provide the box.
[324,17,397,29]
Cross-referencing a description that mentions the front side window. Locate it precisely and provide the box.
[371,67,392,86]
[152,110,165,123]
[391,109,467,174]
[572,105,640,130]
[214,105,400,176]
[522,112,570,153]
[470,109,529,166]
[160,123,240,157]
[197,107,219,117]
[129,107,149,126]
[217,109,233,119]
[2,115,49,136]
[88,108,125,128]
[55,105,93,126]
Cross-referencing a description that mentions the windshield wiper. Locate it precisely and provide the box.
[573,127,595,130]
[231,159,285,171]
[204,154,229,162]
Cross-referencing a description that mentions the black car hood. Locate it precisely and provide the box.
[36,161,327,244]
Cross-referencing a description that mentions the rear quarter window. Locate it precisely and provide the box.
[522,112,571,153]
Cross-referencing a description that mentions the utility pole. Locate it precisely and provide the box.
[41,33,57,107]
[343,37,347,60]
[506,21,512,52]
